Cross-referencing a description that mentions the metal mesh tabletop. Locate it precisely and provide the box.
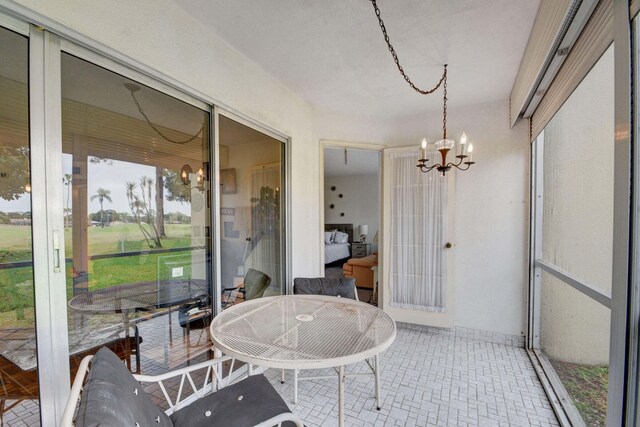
[68,279,208,313]
[210,295,396,369]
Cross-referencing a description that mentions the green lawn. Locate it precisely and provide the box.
[0,223,201,326]
[550,359,608,426]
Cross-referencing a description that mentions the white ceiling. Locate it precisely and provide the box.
[173,0,540,119]
[324,148,380,177]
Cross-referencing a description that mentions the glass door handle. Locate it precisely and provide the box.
[52,229,61,272]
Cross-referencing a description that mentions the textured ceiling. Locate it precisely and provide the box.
[173,0,540,119]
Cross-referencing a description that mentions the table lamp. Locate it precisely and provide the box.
[359,224,368,243]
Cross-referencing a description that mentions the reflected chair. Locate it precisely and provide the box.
[0,331,141,424]
[221,268,271,308]
[283,277,360,404]
[293,277,358,301]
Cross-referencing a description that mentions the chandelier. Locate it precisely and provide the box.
[369,0,476,176]
[416,66,475,176]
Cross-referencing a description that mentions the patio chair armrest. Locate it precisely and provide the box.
[133,355,239,414]
[254,412,305,427]
[61,355,94,427]
[132,355,232,383]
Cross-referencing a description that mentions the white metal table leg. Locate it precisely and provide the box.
[374,354,381,410]
[293,369,298,404]
[338,365,345,427]
[281,369,285,384]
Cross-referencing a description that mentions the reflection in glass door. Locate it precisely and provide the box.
[0,26,41,423]
[61,52,214,379]
[218,115,285,308]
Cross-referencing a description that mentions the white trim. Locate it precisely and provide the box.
[631,16,640,426]
[217,107,289,144]
[0,8,27,34]
[609,0,634,425]
[60,41,208,111]
[212,107,223,315]
[528,131,544,349]
[29,27,71,426]
[527,349,582,426]
[535,259,612,308]
[318,139,384,272]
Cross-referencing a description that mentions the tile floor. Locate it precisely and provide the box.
[265,325,559,426]
[2,323,559,426]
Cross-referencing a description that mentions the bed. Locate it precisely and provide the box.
[324,223,353,265]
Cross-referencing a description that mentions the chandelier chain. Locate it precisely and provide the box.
[370,0,447,96]
[129,90,204,145]
[443,68,447,139]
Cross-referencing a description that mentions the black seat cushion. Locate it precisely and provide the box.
[293,277,357,300]
[75,347,172,427]
[170,374,296,427]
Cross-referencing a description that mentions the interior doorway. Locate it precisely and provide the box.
[322,144,381,305]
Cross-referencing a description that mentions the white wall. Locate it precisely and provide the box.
[318,99,530,337]
[13,1,530,336]
[324,174,379,251]
[15,0,321,280]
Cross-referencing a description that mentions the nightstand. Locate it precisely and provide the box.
[351,242,371,258]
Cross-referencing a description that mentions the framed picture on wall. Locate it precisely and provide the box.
[220,168,237,194]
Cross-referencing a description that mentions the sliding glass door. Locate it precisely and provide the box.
[217,114,286,309]
[0,23,41,424]
[60,52,214,376]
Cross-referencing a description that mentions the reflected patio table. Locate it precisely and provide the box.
[68,279,209,369]
[209,294,396,427]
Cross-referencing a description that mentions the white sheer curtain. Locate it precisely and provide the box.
[389,150,447,311]
[247,163,281,291]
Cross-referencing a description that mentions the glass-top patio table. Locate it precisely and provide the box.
[209,294,396,427]
[68,279,209,370]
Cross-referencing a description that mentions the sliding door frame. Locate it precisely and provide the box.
[526,2,639,424]
[215,108,291,302]
[0,6,294,425]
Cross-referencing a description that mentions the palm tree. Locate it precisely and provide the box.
[91,187,112,228]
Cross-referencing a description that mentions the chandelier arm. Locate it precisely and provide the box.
[450,162,472,171]
[370,0,447,96]
[418,163,440,173]
[129,91,204,145]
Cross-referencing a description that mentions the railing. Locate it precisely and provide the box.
[0,245,206,270]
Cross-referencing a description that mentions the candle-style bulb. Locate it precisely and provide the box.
[468,143,473,153]
[421,138,427,149]
[460,132,467,145]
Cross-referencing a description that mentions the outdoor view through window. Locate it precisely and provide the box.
[61,53,213,377]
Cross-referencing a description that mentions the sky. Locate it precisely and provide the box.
[0,154,192,216]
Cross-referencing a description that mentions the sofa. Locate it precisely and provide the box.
[342,253,377,289]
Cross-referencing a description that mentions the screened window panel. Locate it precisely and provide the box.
[541,45,614,293]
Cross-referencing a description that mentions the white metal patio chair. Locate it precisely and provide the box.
[61,347,303,427]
